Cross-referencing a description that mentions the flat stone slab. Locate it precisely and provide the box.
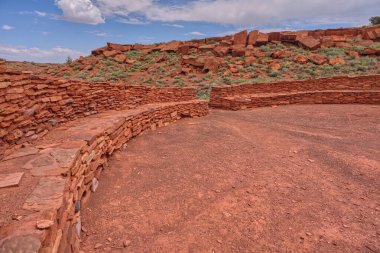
[0,234,41,253]
[23,177,66,211]
[3,147,39,161]
[0,172,24,188]
[22,148,80,177]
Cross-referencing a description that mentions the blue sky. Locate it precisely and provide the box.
[1,0,379,63]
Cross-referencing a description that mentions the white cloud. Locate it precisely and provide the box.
[54,0,379,28]
[162,23,184,28]
[35,11,47,17]
[55,0,104,25]
[1,25,14,31]
[186,31,205,36]
[144,0,380,26]
[0,44,85,63]
[117,17,149,25]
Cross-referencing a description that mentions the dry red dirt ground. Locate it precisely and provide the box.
[81,105,380,253]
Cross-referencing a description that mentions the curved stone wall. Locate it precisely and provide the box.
[0,100,209,253]
[0,70,197,158]
[210,75,380,110]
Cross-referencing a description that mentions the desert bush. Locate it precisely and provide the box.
[370,16,380,25]
[66,56,73,64]
[318,47,345,59]
[370,42,380,50]
[173,77,185,87]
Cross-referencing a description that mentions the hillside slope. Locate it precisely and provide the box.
[3,26,380,99]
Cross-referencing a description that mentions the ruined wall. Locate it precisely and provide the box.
[0,101,209,253]
[210,75,380,109]
[0,70,197,158]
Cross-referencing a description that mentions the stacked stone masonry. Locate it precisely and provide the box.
[210,75,380,110]
[0,70,197,159]
[0,100,209,253]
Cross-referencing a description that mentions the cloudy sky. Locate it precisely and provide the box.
[0,0,379,63]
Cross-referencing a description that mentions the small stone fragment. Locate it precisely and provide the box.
[36,220,54,229]
[123,240,131,247]
[94,243,103,249]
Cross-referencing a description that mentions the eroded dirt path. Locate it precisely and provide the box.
[81,105,380,253]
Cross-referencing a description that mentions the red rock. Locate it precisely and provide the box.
[231,45,246,57]
[360,48,380,56]
[198,44,216,53]
[91,46,108,56]
[248,30,259,45]
[298,36,321,50]
[271,50,292,59]
[255,33,269,45]
[107,43,131,52]
[346,50,359,58]
[363,30,377,40]
[330,35,347,42]
[329,57,346,65]
[36,220,54,229]
[202,56,223,72]
[213,46,230,57]
[308,54,328,65]
[114,54,127,63]
[160,41,181,52]
[102,50,118,58]
[253,51,266,57]
[269,62,281,71]
[220,40,232,47]
[0,172,24,188]
[244,56,255,66]
[335,42,351,48]
[294,55,309,64]
[280,32,298,43]
[181,56,204,68]
[178,45,190,54]
[233,30,248,45]
[268,32,281,42]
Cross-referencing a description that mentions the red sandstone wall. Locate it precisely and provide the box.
[0,70,196,158]
[210,75,380,108]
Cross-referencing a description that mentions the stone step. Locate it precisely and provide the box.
[221,90,380,110]
[0,100,208,253]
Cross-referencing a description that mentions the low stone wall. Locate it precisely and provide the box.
[0,70,196,158]
[210,75,380,109]
[0,100,209,253]
[220,90,380,110]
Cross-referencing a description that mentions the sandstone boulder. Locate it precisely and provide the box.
[244,56,255,66]
[248,30,259,45]
[345,50,359,58]
[213,46,230,57]
[269,62,281,71]
[113,54,127,63]
[233,30,248,45]
[231,45,246,57]
[329,57,346,65]
[178,45,190,54]
[181,56,204,68]
[271,50,292,59]
[161,41,182,52]
[360,48,380,56]
[298,36,321,50]
[107,43,131,52]
[203,56,223,72]
[198,44,216,53]
[91,46,108,56]
[102,50,118,58]
[335,42,352,48]
[293,55,309,64]
[308,54,328,65]
[255,33,269,45]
